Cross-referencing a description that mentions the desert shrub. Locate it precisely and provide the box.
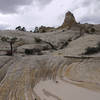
[1,37,9,41]
[6,50,12,56]
[83,42,100,55]
[21,27,26,32]
[16,26,21,31]
[62,30,65,32]
[68,38,72,42]
[97,42,100,49]
[85,29,89,33]
[34,27,39,33]
[41,29,46,33]
[25,48,42,55]
[11,37,18,43]
[42,45,51,51]
[34,37,42,43]
[90,28,96,33]
[59,41,69,49]
[84,47,98,55]
[25,49,33,55]
[16,26,26,32]
[30,30,32,32]
[1,36,18,56]
[39,26,46,33]
[87,27,96,34]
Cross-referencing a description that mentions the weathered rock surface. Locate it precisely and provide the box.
[0,12,100,100]
[38,26,55,33]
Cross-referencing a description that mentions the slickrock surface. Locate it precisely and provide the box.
[0,12,100,100]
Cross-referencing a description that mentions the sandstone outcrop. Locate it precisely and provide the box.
[61,11,77,29]
[34,26,55,33]
[0,12,100,100]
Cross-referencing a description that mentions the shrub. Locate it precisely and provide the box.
[87,27,96,34]
[68,38,72,42]
[16,26,26,32]
[34,37,42,43]
[41,29,46,33]
[59,41,69,49]
[97,42,100,49]
[85,29,89,33]
[25,49,42,55]
[21,27,26,32]
[25,49,33,55]
[6,50,12,56]
[83,42,100,55]
[84,47,98,55]
[1,36,18,56]
[16,26,21,31]
[34,27,39,33]
[11,37,18,43]
[30,30,32,32]
[1,37,9,41]
[91,28,96,33]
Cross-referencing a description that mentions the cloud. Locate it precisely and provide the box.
[0,0,100,30]
[72,0,100,24]
[0,0,53,14]
[35,0,53,6]
[0,24,10,30]
[0,0,34,14]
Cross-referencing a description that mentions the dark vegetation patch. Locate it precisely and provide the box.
[1,37,9,41]
[6,50,13,56]
[34,37,42,43]
[59,41,69,49]
[83,42,100,55]
[84,47,99,55]
[1,36,18,56]
[90,27,96,33]
[25,49,43,55]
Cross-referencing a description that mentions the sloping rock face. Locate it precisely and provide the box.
[0,13,100,100]
[61,11,77,29]
[0,55,100,100]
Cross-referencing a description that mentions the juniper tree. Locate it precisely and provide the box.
[1,37,18,56]
[16,26,22,31]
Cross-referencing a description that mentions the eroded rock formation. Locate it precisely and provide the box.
[61,11,77,29]
[34,26,55,33]
[0,11,100,100]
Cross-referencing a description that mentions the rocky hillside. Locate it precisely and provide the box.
[0,11,100,100]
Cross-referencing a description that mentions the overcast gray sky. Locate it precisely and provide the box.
[0,0,100,30]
